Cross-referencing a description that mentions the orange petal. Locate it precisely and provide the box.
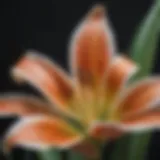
[11,51,74,112]
[0,94,52,117]
[89,122,124,140]
[105,55,138,98]
[121,110,160,132]
[5,116,82,151]
[69,4,115,87]
[117,77,160,118]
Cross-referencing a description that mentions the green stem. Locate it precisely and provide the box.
[109,136,129,160]
[127,133,151,160]
[37,149,61,160]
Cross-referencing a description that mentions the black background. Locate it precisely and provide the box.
[0,0,160,159]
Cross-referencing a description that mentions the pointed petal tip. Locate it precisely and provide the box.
[21,50,42,60]
[88,4,106,20]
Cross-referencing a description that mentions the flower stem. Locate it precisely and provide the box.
[127,133,151,160]
[37,149,61,160]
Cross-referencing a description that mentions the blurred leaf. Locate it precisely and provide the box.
[110,0,160,160]
[127,0,160,160]
[130,0,160,80]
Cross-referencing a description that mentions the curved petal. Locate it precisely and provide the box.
[89,122,124,140]
[90,110,160,137]
[121,110,160,132]
[69,5,116,88]
[90,110,160,138]
[0,94,52,117]
[105,55,138,98]
[4,116,83,151]
[11,51,74,113]
[117,77,160,118]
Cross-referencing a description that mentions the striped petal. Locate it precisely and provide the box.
[121,110,160,132]
[105,55,138,98]
[0,94,52,117]
[89,122,124,140]
[5,116,82,151]
[117,77,160,118]
[89,110,160,139]
[11,51,74,113]
[69,5,115,88]
[90,110,160,138]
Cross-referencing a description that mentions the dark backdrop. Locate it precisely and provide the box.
[0,0,160,159]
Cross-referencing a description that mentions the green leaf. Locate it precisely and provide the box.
[127,0,160,160]
[110,0,160,160]
[130,0,160,80]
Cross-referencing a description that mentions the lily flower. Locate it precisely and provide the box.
[1,4,160,158]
